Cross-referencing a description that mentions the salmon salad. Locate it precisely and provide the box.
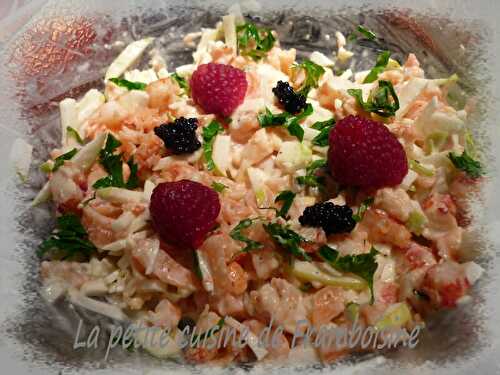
[34,13,485,365]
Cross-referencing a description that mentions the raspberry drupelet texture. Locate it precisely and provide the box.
[272,80,307,114]
[149,180,221,249]
[190,63,248,117]
[299,202,356,235]
[328,115,408,189]
[154,117,201,155]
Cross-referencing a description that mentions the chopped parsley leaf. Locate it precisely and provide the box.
[230,218,263,253]
[93,134,139,189]
[109,77,147,91]
[211,181,228,193]
[66,127,84,145]
[263,222,311,261]
[319,245,378,303]
[202,120,224,171]
[352,197,374,222]
[293,59,325,96]
[348,80,400,118]
[52,148,78,172]
[258,103,313,141]
[363,50,391,84]
[38,214,96,259]
[311,118,335,147]
[170,73,190,93]
[296,159,327,188]
[448,150,484,178]
[237,22,276,61]
[274,190,296,219]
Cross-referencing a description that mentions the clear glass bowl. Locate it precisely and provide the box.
[0,1,499,374]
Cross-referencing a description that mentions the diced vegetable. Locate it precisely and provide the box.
[77,89,105,124]
[225,317,268,360]
[212,135,232,176]
[59,98,79,145]
[406,211,427,235]
[134,327,182,359]
[32,181,52,206]
[375,302,412,330]
[195,250,215,293]
[276,141,312,173]
[345,302,360,322]
[247,167,268,206]
[68,289,128,321]
[72,132,107,172]
[202,120,224,172]
[291,261,366,290]
[409,159,435,177]
[96,187,144,204]
[396,78,428,119]
[105,38,155,81]
[222,14,237,52]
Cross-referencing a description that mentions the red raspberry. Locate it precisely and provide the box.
[149,180,221,248]
[190,63,248,117]
[328,115,408,189]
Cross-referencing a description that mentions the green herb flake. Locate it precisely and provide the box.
[109,77,147,91]
[296,158,327,188]
[171,73,190,93]
[352,197,374,222]
[274,190,296,219]
[356,25,377,41]
[448,150,483,178]
[319,245,378,303]
[93,134,139,189]
[258,103,313,142]
[211,181,228,193]
[230,218,264,253]
[363,50,391,84]
[236,22,276,61]
[263,222,312,261]
[52,148,78,172]
[38,214,96,259]
[311,118,335,147]
[293,59,326,96]
[202,120,224,171]
[348,80,400,118]
[66,127,84,145]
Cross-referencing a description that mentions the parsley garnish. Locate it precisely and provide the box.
[258,103,313,141]
[352,197,374,222]
[109,77,147,91]
[319,245,378,303]
[448,150,483,178]
[274,190,296,219]
[263,222,312,261]
[311,118,335,147]
[171,73,189,93]
[52,148,78,172]
[236,22,276,60]
[211,181,227,193]
[38,214,96,259]
[66,127,84,145]
[191,318,225,344]
[296,159,327,188]
[293,59,325,96]
[202,120,224,171]
[348,80,399,117]
[363,50,391,83]
[93,134,139,189]
[230,218,263,253]
[356,25,377,41]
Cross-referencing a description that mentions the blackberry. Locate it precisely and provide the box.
[272,80,307,114]
[299,202,356,235]
[154,117,201,154]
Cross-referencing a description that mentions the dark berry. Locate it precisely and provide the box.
[272,80,307,114]
[154,117,201,155]
[299,202,356,235]
[150,180,221,248]
[328,115,408,189]
[190,63,248,117]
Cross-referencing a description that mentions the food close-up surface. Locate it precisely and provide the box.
[0,0,499,374]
